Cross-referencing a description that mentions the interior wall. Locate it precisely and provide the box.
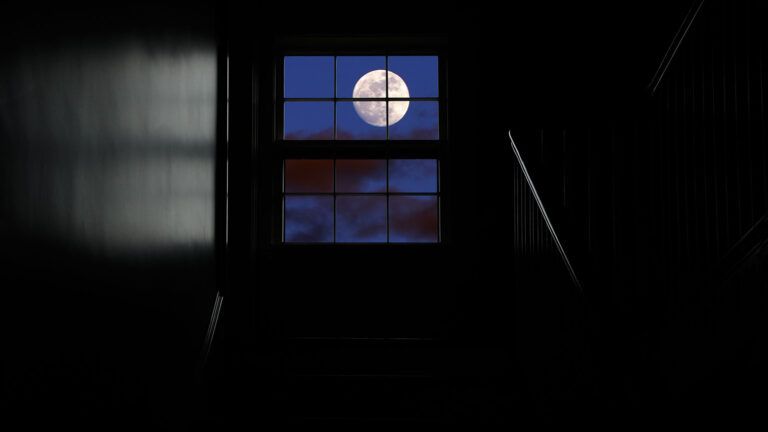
[0,2,219,425]
[2,0,766,426]
[505,0,768,422]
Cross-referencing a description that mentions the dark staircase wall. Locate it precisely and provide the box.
[1,2,219,427]
[2,0,766,427]
[204,2,618,427]
[504,0,768,424]
[646,0,768,421]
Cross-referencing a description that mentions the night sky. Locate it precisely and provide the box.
[282,56,440,243]
[284,159,439,243]
[283,56,439,140]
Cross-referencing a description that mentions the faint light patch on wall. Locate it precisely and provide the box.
[0,38,217,256]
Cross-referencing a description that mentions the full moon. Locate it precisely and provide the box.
[352,70,409,127]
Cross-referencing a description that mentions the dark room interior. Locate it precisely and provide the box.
[2,0,767,428]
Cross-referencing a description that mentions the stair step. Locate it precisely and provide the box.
[253,337,447,376]
[272,375,451,420]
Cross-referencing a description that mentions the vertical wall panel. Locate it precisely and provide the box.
[0,3,219,424]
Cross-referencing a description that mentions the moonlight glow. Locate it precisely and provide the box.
[352,70,409,127]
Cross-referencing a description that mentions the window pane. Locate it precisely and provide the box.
[336,160,386,193]
[388,101,439,140]
[284,160,334,193]
[337,56,386,98]
[388,56,439,97]
[389,196,438,243]
[336,196,387,243]
[388,159,438,193]
[386,100,410,127]
[285,196,334,243]
[284,56,334,98]
[386,70,409,99]
[284,102,334,140]
[337,102,387,140]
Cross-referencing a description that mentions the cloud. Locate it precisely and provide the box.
[336,196,387,242]
[284,196,333,242]
[284,127,334,140]
[389,196,438,242]
[336,160,386,193]
[388,159,438,193]
[336,128,385,140]
[284,191,438,243]
[284,160,333,193]
[285,125,438,141]
[390,125,439,140]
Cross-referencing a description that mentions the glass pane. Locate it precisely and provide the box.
[285,196,334,243]
[388,56,439,97]
[388,159,438,193]
[337,56,386,99]
[336,160,386,193]
[388,101,439,140]
[337,102,387,140]
[336,196,387,243]
[284,102,334,140]
[386,69,410,99]
[386,100,409,127]
[284,159,334,193]
[389,196,439,243]
[284,56,334,98]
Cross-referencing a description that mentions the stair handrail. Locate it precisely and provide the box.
[508,130,583,293]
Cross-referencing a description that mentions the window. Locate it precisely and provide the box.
[277,54,443,244]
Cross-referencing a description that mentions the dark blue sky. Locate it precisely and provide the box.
[284,196,333,242]
[337,102,386,140]
[389,196,438,243]
[285,193,438,243]
[284,56,439,140]
[284,159,437,194]
[389,159,438,192]
[286,56,438,99]
[282,55,440,241]
[283,159,439,243]
[284,102,333,140]
[284,56,334,98]
[285,101,438,140]
[387,56,439,98]
[336,160,387,193]
[389,102,439,140]
[336,56,385,98]
[336,196,387,243]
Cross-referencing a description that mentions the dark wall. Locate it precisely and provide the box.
[2,0,766,427]
[1,2,218,426]
[209,0,697,427]
[503,0,768,424]
[646,0,768,419]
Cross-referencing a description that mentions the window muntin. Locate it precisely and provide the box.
[278,54,442,244]
[282,55,439,141]
[283,159,440,243]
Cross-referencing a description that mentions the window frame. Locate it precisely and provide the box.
[268,41,449,248]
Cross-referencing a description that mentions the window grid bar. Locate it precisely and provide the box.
[284,241,442,245]
[333,159,337,242]
[282,160,286,243]
[385,55,389,141]
[283,97,438,102]
[386,159,390,242]
[280,54,443,244]
[284,192,439,196]
[385,56,390,242]
[437,159,442,242]
[282,196,441,244]
[333,55,337,141]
